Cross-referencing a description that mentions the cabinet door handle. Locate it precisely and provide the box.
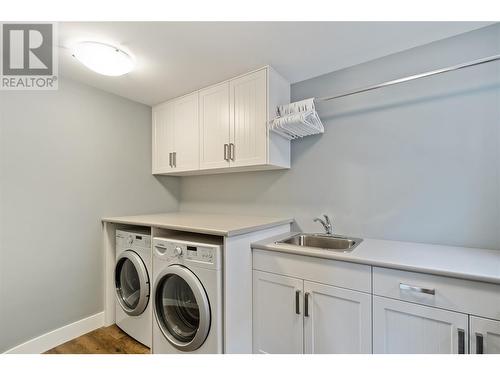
[295,290,300,315]
[458,328,465,354]
[304,292,310,317]
[229,143,235,161]
[399,283,435,295]
[476,333,484,354]
[224,144,229,161]
[169,152,172,167]
[173,152,176,167]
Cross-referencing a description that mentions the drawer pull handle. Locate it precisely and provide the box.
[304,292,310,317]
[476,333,484,354]
[399,283,435,295]
[229,143,235,161]
[295,290,300,315]
[458,329,465,354]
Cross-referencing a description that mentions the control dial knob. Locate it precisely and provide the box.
[127,235,134,245]
[174,246,183,256]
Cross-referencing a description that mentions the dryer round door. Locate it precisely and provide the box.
[154,265,211,352]
[115,250,150,316]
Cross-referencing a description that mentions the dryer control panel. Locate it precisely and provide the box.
[116,229,151,250]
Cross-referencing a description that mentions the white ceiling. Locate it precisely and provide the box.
[58,22,493,106]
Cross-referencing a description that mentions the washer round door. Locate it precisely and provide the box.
[114,250,150,316]
[154,265,211,352]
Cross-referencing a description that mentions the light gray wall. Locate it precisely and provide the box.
[0,78,179,352]
[180,23,500,250]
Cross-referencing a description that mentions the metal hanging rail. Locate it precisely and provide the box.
[317,54,500,102]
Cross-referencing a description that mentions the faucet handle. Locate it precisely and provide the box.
[313,216,325,225]
[314,214,333,235]
[322,214,332,226]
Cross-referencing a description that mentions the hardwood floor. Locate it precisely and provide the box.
[44,325,150,354]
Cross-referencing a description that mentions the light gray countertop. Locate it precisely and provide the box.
[252,232,500,284]
[102,212,293,237]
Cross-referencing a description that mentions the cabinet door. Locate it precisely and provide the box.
[199,82,230,170]
[252,270,303,354]
[470,316,500,354]
[304,281,372,354]
[230,69,267,167]
[172,92,199,172]
[373,296,468,354]
[152,102,174,173]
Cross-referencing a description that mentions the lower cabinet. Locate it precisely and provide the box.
[373,296,468,354]
[252,270,303,354]
[252,270,372,354]
[252,251,500,354]
[304,280,372,354]
[470,316,500,354]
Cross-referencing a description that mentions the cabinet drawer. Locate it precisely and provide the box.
[253,249,371,293]
[373,267,500,320]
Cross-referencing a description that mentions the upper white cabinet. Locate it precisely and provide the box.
[152,92,199,173]
[152,66,290,175]
[229,69,267,168]
[152,101,174,173]
[173,93,200,172]
[199,82,230,170]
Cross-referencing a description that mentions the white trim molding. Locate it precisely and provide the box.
[3,312,104,354]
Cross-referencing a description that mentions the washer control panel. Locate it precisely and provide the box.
[153,237,220,269]
[186,245,215,263]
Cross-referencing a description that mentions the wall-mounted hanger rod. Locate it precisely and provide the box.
[317,54,500,102]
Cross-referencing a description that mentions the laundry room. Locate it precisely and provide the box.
[1,1,500,374]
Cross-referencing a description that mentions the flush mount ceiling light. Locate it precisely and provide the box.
[72,42,134,76]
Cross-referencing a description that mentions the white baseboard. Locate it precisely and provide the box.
[4,311,104,354]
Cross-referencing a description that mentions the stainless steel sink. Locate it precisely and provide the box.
[276,233,363,252]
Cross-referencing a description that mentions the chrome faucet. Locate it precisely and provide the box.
[314,214,333,235]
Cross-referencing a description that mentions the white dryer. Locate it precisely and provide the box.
[152,235,223,353]
[115,229,152,347]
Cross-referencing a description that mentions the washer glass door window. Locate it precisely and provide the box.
[155,265,211,351]
[115,250,150,316]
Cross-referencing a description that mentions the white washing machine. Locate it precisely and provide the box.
[115,229,152,347]
[152,235,223,354]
